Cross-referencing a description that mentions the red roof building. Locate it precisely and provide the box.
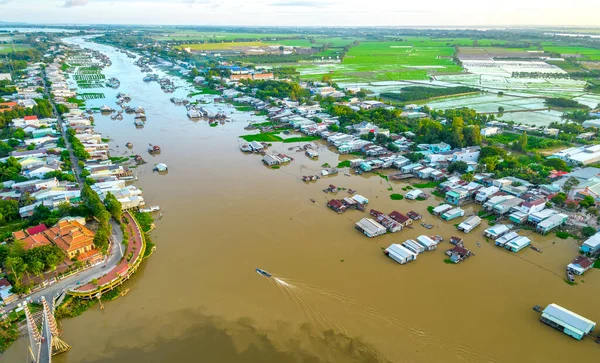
[24,115,38,121]
[327,199,347,213]
[0,102,18,113]
[389,211,412,226]
[26,224,48,236]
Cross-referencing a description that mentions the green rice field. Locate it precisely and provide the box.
[542,45,600,61]
[298,39,464,82]
[0,44,31,53]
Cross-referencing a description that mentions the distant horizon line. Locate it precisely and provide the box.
[1,22,600,30]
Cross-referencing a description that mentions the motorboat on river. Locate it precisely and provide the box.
[256,268,272,278]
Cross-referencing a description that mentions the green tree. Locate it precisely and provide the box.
[498,106,505,114]
[582,226,597,238]
[321,74,333,84]
[448,161,468,174]
[449,117,465,148]
[460,173,474,182]
[562,177,580,195]
[513,132,528,151]
[542,158,569,172]
[104,192,122,222]
[579,195,595,209]
[463,125,482,146]
[481,156,498,172]
[190,67,200,78]
[551,192,567,205]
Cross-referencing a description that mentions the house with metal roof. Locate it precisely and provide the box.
[355,218,386,238]
[519,198,546,214]
[580,232,600,254]
[484,194,512,211]
[493,197,523,215]
[541,303,596,340]
[495,231,519,247]
[441,207,465,221]
[432,204,452,216]
[445,187,470,206]
[528,209,558,225]
[384,244,417,264]
[567,256,594,275]
[483,224,511,239]
[405,189,424,200]
[536,213,568,234]
[505,236,531,252]
[416,235,438,250]
[402,239,425,254]
[475,186,499,203]
[509,211,528,224]
[457,216,481,233]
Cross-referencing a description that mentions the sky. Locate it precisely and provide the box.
[0,0,599,27]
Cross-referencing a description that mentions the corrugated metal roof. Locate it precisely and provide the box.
[542,304,596,334]
[386,244,416,260]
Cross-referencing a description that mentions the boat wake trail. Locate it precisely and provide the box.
[268,277,497,363]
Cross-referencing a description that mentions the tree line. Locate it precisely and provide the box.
[380,86,479,103]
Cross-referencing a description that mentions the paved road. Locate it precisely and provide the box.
[42,68,83,185]
[5,221,124,312]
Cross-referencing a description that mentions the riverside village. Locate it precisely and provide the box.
[1,24,600,362]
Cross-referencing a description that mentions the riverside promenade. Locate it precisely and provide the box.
[68,211,151,298]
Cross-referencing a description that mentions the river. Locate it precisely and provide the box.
[2,37,599,363]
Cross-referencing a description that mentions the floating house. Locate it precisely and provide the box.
[457,216,481,233]
[384,244,417,265]
[432,204,452,216]
[495,231,519,247]
[505,236,531,252]
[536,213,568,234]
[417,167,436,179]
[263,154,283,166]
[401,163,423,174]
[528,209,557,225]
[445,187,470,206]
[389,211,412,226]
[352,194,369,205]
[249,141,264,152]
[540,304,596,340]
[405,189,424,200]
[407,211,422,220]
[483,224,511,239]
[581,232,600,254]
[493,197,523,215]
[441,207,465,221]
[416,235,438,250]
[567,256,594,275]
[509,211,528,224]
[355,218,386,238]
[327,199,346,213]
[370,210,403,232]
[402,239,425,254]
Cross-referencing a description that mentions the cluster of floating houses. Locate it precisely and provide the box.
[353,209,422,238]
[384,235,442,265]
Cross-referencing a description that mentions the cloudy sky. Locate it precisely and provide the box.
[0,0,598,27]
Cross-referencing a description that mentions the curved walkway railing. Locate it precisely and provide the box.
[67,211,148,299]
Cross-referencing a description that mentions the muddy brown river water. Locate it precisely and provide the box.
[2,37,599,363]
